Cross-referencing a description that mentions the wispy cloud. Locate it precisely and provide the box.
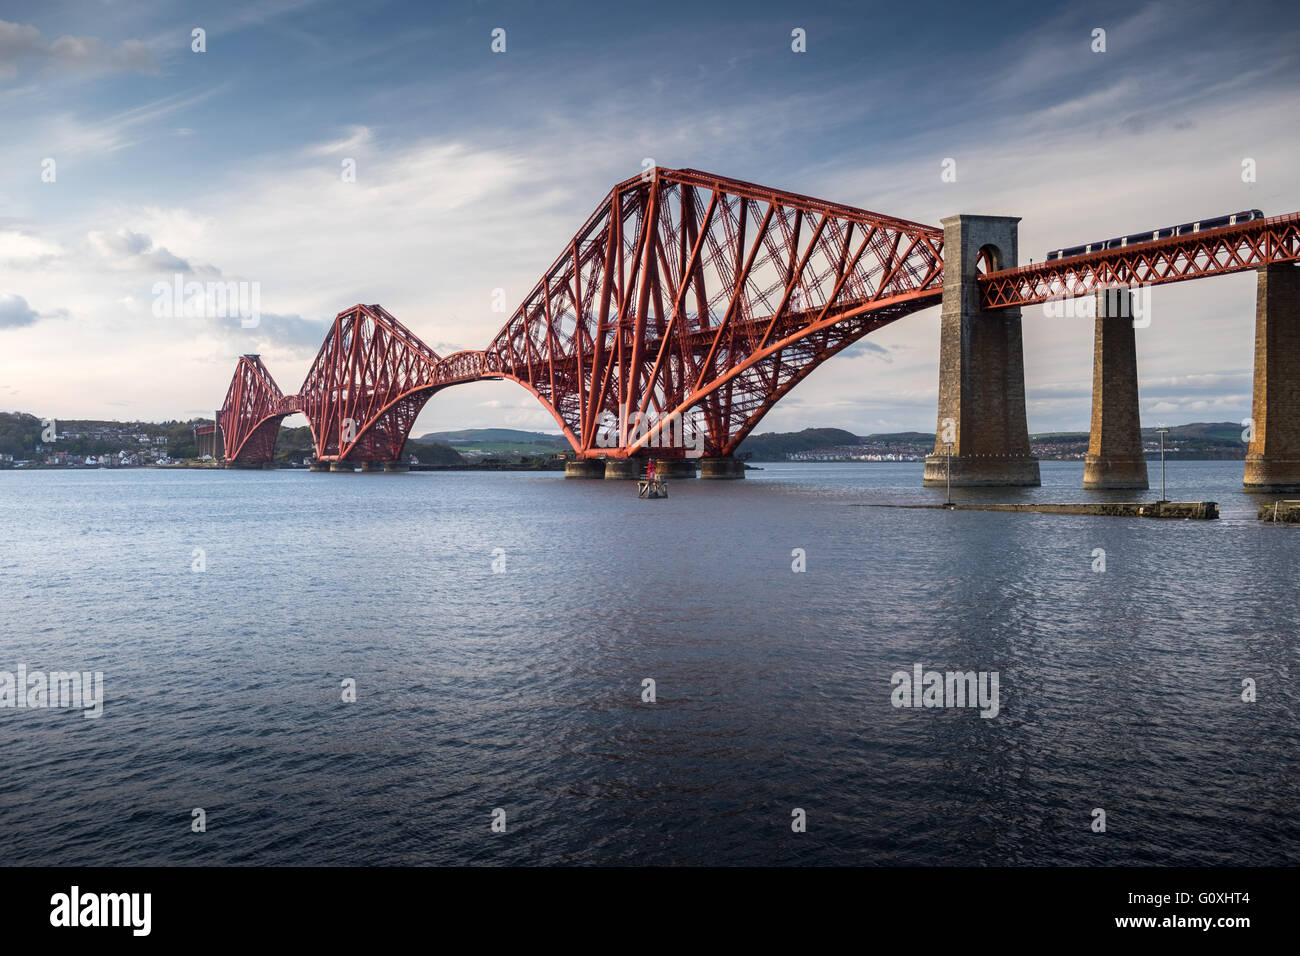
[87,228,203,273]
[0,19,158,79]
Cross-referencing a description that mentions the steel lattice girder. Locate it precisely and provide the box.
[217,308,505,463]
[218,355,287,463]
[295,304,445,461]
[218,306,465,464]
[482,166,945,457]
[979,212,1300,309]
[216,170,950,463]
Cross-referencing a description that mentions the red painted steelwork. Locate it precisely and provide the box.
[217,167,947,464]
[218,355,288,464]
[979,212,1300,309]
[483,167,944,457]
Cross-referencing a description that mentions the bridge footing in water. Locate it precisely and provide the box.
[603,459,643,480]
[568,457,699,479]
[653,458,698,479]
[1244,263,1300,493]
[564,459,605,479]
[700,457,745,479]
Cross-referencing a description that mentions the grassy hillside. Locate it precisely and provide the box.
[738,427,861,460]
[416,428,569,460]
[419,428,568,444]
[739,422,1250,461]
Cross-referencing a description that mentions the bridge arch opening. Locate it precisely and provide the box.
[975,243,1005,276]
[407,377,580,452]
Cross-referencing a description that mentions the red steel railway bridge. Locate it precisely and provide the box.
[215,166,1300,490]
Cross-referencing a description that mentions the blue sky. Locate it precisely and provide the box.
[2,0,1298,435]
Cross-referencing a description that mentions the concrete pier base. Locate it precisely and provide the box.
[329,461,356,472]
[1244,264,1300,493]
[565,459,606,479]
[922,455,1041,486]
[308,461,330,472]
[1083,455,1149,490]
[700,457,746,479]
[1245,458,1300,493]
[1083,289,1149,490]
[381,461,409,472]
[922,214,1040,487]
[653,458,698,479]
[603,458,643,480]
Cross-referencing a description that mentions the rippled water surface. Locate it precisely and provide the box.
[1,462,1297,865]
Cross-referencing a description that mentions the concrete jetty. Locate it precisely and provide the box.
[1259,500,1300,522]
[865,501,1218,519]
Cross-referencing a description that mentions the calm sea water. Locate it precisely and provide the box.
[0,461,1296,866]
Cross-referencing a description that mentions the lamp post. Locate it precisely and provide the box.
[1155,427,1169,502]
[943,441,954,507]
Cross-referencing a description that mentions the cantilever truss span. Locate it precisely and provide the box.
[219,305,490,464]
[217,167,947,464]
[483,168,945,457]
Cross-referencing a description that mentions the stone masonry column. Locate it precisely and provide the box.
[1244,263,1300,492]
[1083,289,1149,489]
[922,215,1040,486]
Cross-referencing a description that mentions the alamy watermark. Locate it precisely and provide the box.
[50,886,150,936]
[594,402,704,457]
[891,663,999,718]
[0,665,104,718]
[1042,283,1152,329]
[152,274,261,328]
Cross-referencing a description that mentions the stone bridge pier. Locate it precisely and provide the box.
[1083,289,1149,489]
[1244,263,1300,492]
[923,214,1040,487]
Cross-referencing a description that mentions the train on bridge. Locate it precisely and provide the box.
[1046,209,1264,260]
